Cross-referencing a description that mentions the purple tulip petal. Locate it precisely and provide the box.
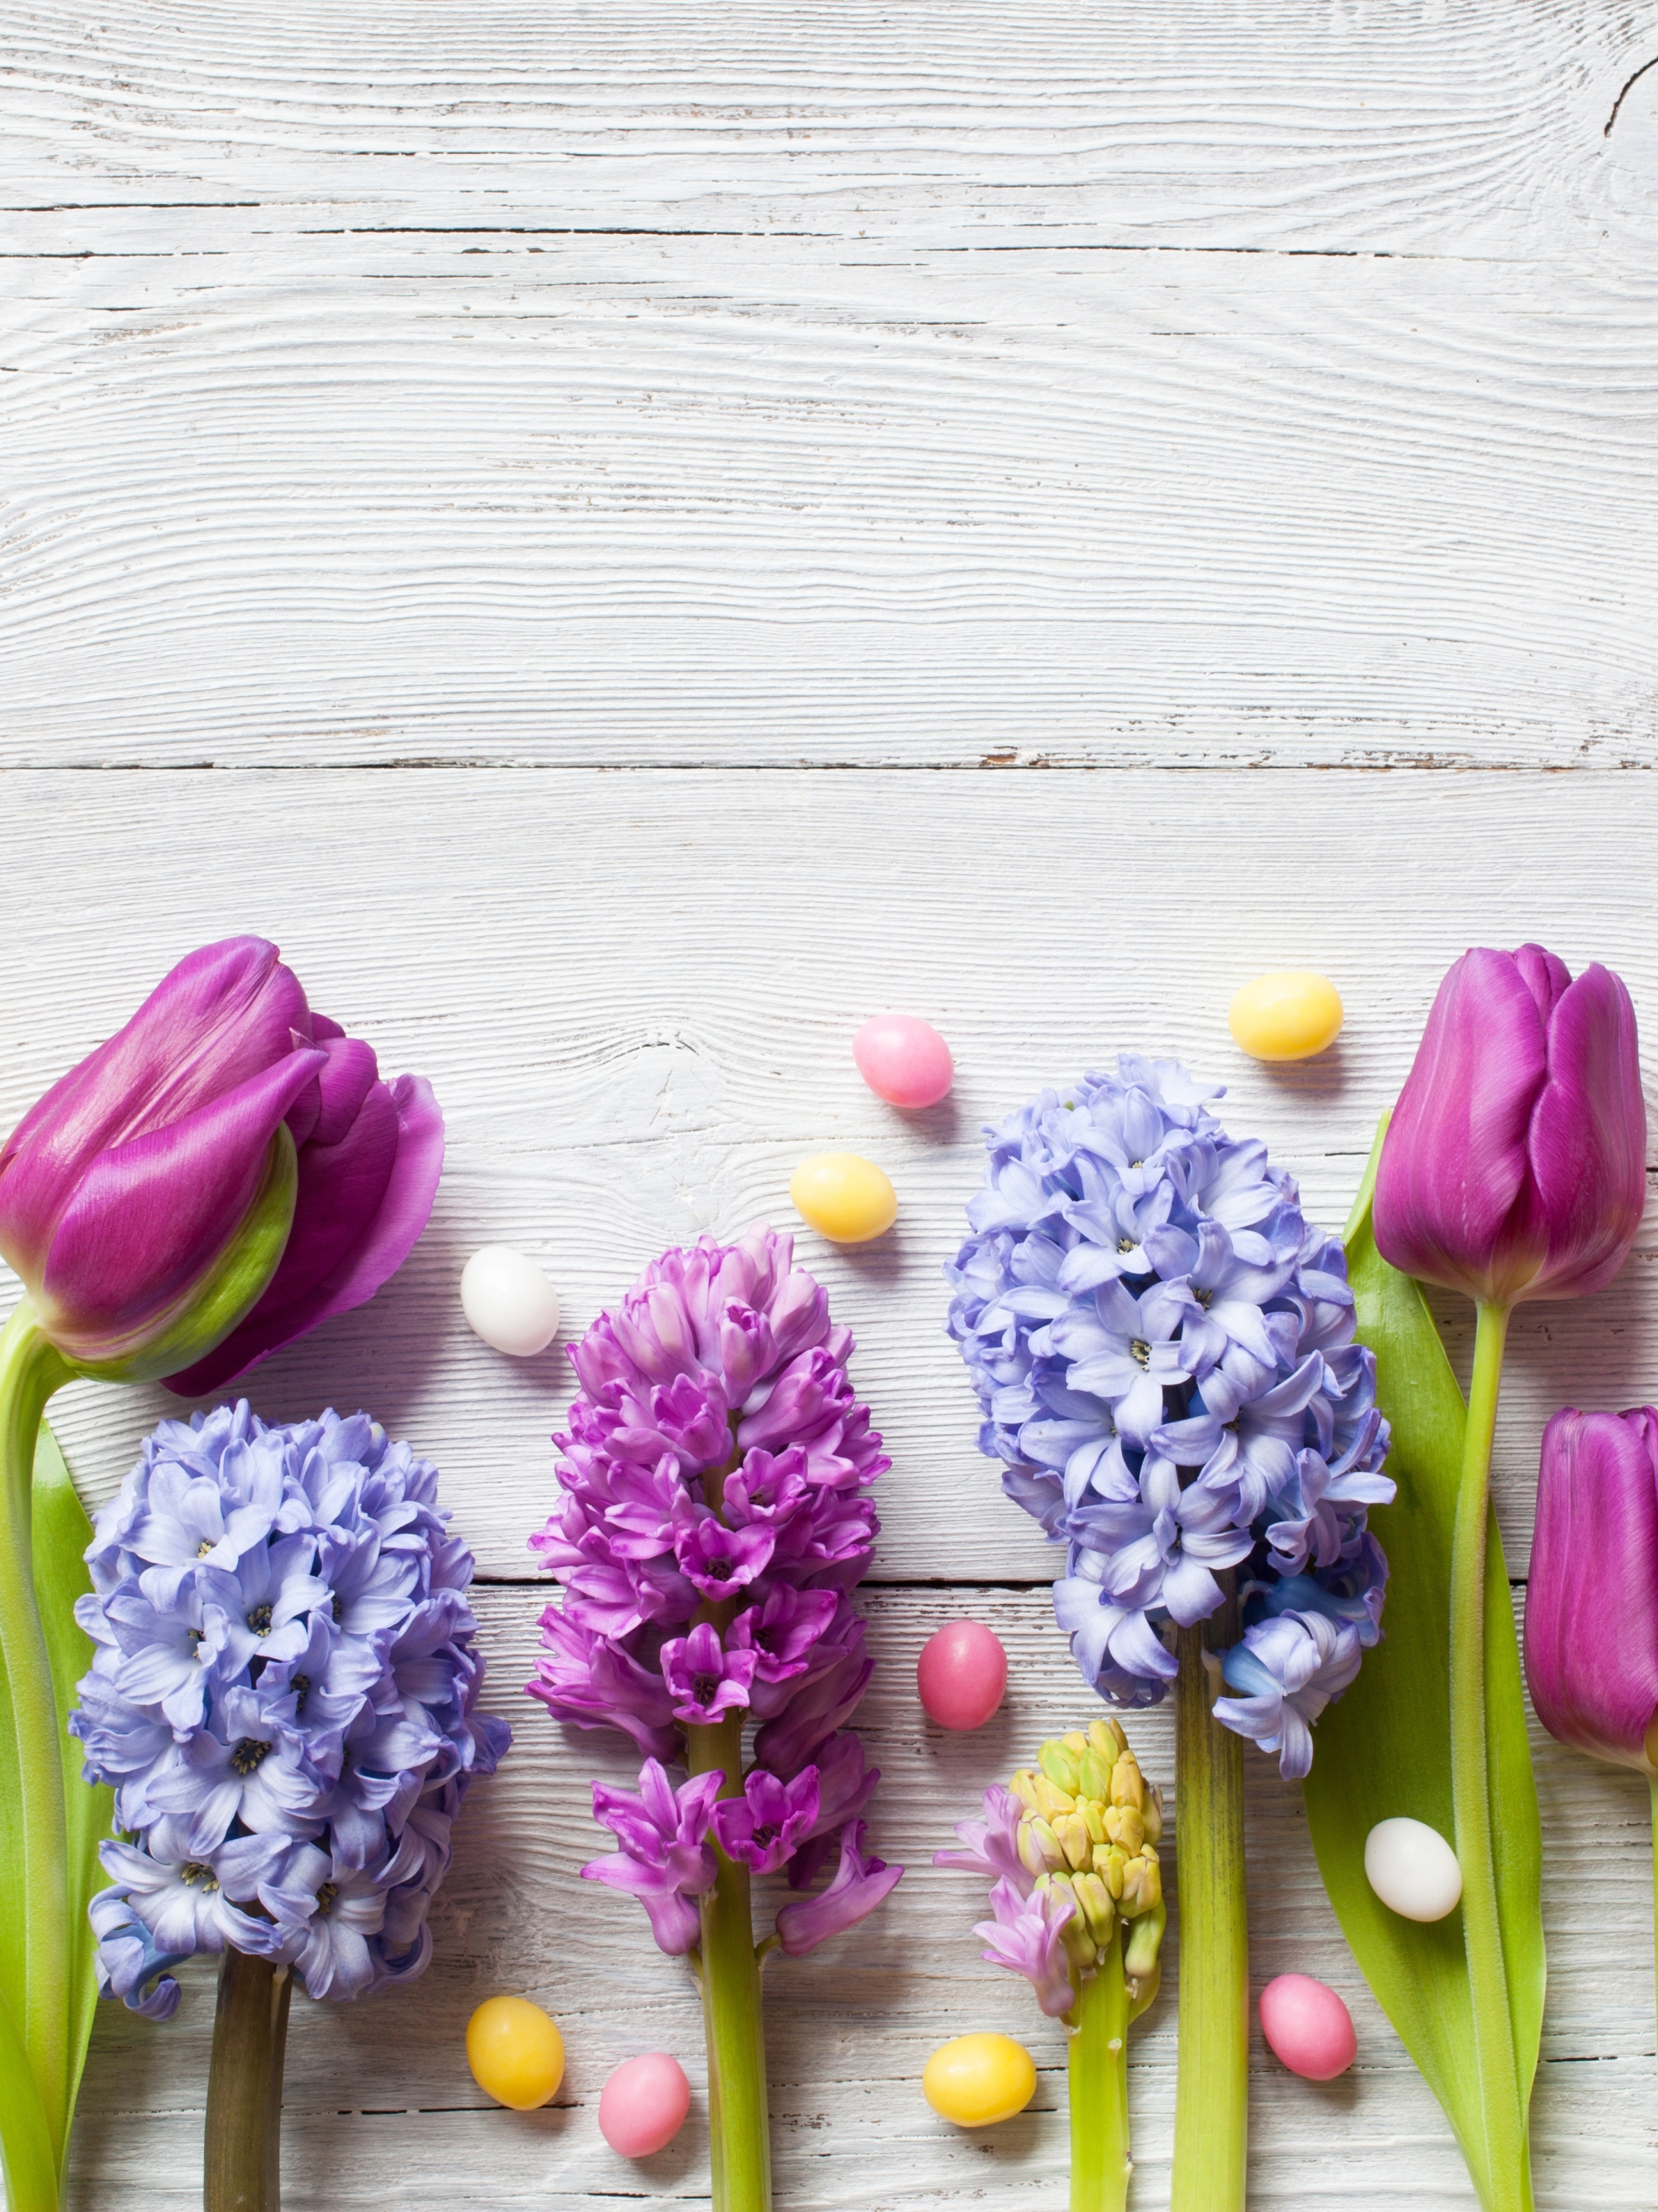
[38,1048,326,1359]
[0,937,309,1278]
[1511,942,1571,1023]
[1526,1408,1658,1771]
[1374,947,1549,1303]
[1517,963,1647,1302]
[164,1070,443,1393]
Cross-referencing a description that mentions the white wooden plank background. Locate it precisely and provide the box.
[4,2,1658,2204]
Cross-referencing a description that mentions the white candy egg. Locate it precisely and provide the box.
[460,1246,562,1357]
[1364,1816,1463,1923]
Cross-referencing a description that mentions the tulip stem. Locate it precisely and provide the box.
[1169,1589,1248,2212]
[1450,1300,1528,2212]
[0,1301,75,2204]
[1067,1940,1131,2212]
[688,1716,771,2212]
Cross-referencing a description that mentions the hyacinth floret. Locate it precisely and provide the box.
[529,1225,902,1955]
[72,1402,509,2019]
[946,1057,1393,1775]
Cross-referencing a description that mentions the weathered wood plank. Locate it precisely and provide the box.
[63,1588,1658,2208]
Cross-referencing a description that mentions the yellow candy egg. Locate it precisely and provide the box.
[1227,972,1344,1063]
[922,2033,1037,2128]
[466,1995,565,2112]
[789,1152,898,1244]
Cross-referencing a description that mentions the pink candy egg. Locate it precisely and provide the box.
[598,2052,691,2158]
[852,1015,954,1109]
[917,1620,1008,1730]
[1258,1974,1357,2082]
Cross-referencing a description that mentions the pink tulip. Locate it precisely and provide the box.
[0,937,441,1385]
[1373,943,1645,1308]
[1525,1407,1658,1777]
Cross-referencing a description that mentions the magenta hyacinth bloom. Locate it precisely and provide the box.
[1373,944,1645,1310]
[1525,1408,1658,1777]
[529,1226,901,1961]
[0,937,442,1385]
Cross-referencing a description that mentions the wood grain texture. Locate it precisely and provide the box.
[5,1,1658,767]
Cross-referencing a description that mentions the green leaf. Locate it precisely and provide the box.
[1301,1130,1543,2209]
[32,1420,114,2130]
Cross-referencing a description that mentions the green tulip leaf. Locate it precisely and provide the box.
[1301,1129,1543,2209]
[32,1419,114,2127]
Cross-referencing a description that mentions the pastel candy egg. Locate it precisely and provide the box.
[853,1015,954,1108]
[466,1995,565,2111]
[1364,1816,1463,1923]
[1228,972,1345,1062]
[461,1246,562,1357]
[917,1620,1008,1731]
[599,2052,691,2158]
[1258,1973,1358,2082]
[922,2033,1036,2128]
[789,1153,898,1244]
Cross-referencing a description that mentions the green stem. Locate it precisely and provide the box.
[687,1716,770,2212]
[1068,1945,1131,2212]
[1169,1590,1248,2212]
[204,1948,292,2212]
[1450,1300,1528,2212]
[0,1301,74,2197]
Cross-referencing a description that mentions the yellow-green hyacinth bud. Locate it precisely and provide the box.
[1052,1811,1095,1873]
[1119,1847,1162,1918]
[1124,1899,1165,1981]
[1019,1816,1066,1878]
[1007,1768,1041,1814]
[1076,1746,1113,1802]
[1109,1749,1146,1813]
[1039,1740,1082,1795]
[1089,1716,1129,1761]
[1141,1784,1164,1846]
[1103,1803,1146,1854]
[1093,1841,1127,1897]
[1071,1870,1117,1950]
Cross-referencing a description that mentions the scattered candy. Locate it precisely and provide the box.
[599,2052,691,2158]
[466,1995,565,2111]
[853,1014,954,1109]
[789,1152,898,1244]
[922,2033,1037,2128]
[1258,1973,1358,2081]
[461,1245,562,1357]
[916,1620,1008,1731]
[1363,1816,1463,1923]
[1227,972,1345,1063]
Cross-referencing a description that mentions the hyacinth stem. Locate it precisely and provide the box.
[1168,1593,1248,2212]
[0,1301,75,2207]
[689,1715,771,2212]
[204,1947,293,2212]
[1448,1300,1529,2212]
[1067,1942,1131,2212]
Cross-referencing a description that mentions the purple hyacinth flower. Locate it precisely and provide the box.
[583,1760,724,1955]
[971,1874,1078,2018]
[660,1622,759,1725]
[712,1768,821,1874]
[672,1501,776,1600]
[775,1821,903,1958]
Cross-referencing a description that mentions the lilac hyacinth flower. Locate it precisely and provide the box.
[73,1401,508,2014]
[531,1226,902,1972]
[946,1057,1393,1770]
[1213,1610,1364,1780]
[974,1877,1079,2019]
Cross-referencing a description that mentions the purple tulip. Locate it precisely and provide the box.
[1525,1407,1658,1776]
[1373,943,1646,1309]
[0,937,442,1385]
